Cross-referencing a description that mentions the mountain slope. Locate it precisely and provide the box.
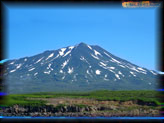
[4,42,159,94]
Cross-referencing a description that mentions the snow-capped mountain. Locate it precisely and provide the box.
[4,42,159,94]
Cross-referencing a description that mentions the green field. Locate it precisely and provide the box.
[1,90,161,107]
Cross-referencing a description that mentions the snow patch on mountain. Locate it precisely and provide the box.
[10,69,17,73]
[110,57,121,64]
[80,56,85,60]
[59,48,66,56]
[94,50,101,56]
[60,70,63,73]
[109,67,115,69]
[140,71,147,74]
[63,46,75,57]
[29,68,35,71]
[16,64,22,69]
[95,70,101,75]
[150,70,157,75]
[128,66,147,74]
[68,67,73,74]
[104,52,111,58]
[9,64,22,73]
[137,67,146,71]
[49,54,59,62]
[87,70,93,78]
[87,70,89,74]
[69,46,74,50]
[47,63,53,71]
[99,62,107,66]
[104,52,121,64]
[91,54,99,60]
[10,62,15,65]
[44,71,51,74]
[118,71,124,77]
[104,74,109,81]
[46,53,54,60]
[130,71,136,77]
[87,45,92,50]
[35,57,44,64]
[34,72,38,76]
[115,74,120,79]
[62,76,65,80]
[109,69,115,74]
[104,78,109,81]
[80,56,89,64]
[61,59,70,69]
[63,50,71,57]
[119,64,126,68]
[48,64,51,68]
[125,65,140,73]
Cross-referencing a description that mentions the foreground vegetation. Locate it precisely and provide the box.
[1,90,161,107]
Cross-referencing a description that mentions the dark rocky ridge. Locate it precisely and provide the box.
[1,100,160,117]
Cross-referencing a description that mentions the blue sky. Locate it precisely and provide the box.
[4,4,159,70]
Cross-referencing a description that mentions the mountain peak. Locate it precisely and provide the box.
[78,42,87,46]
[5,43,158,94]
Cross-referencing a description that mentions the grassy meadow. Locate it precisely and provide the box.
[1,90,161,107]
